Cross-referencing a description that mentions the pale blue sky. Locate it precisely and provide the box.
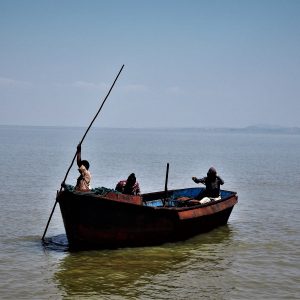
[1,0,300,128]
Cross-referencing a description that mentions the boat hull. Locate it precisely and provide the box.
[57,188,238,250]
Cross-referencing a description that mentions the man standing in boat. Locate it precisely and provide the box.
[192,167,224,204]
[116,173,141,195]
[75,144,91,191]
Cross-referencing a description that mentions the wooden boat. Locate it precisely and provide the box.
[42,68,238,249]
[57,186,238,250]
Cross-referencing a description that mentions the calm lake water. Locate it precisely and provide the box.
[0,126,299,299]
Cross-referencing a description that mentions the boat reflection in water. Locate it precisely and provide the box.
[53,226,236,299]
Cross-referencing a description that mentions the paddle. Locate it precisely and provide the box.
[163,162,169,206]
[41,64,125,242]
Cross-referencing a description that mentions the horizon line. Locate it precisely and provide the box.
[1,124,300,130]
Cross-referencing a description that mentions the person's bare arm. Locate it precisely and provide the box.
[77,144,82,167]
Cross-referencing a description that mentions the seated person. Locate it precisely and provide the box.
[75,144,91,192]
[116,173,141,195]
[192,167,224,204]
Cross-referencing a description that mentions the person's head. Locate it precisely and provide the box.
[78,164,86,174]
[80,160,90,170]
[126,173,136,187]
[207,167,217,178]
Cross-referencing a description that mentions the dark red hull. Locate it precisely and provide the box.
[57,187,238,250]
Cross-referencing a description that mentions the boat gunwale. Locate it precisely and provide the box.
[58,187,238,212]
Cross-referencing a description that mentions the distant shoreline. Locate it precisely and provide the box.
[1,124,300,135]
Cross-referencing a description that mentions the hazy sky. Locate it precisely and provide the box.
[1,0,299,128]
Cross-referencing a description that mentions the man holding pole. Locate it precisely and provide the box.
[75,144,91,191]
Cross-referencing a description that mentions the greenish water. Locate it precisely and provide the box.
[0,126,299,299]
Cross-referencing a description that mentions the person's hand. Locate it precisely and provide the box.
[77,143,81,152]
[192,177,197,182]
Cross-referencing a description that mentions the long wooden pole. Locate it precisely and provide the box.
[164,162,169,206]
[41,64,125,242]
